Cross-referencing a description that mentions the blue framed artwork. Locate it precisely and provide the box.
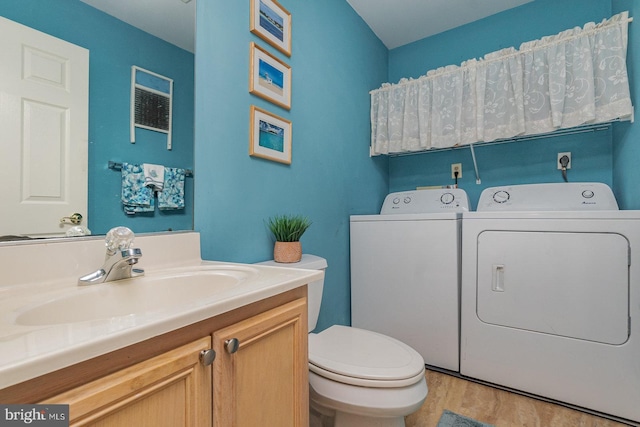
[250,0,291,57]
[249,42,291,110]
[250,105,292,164]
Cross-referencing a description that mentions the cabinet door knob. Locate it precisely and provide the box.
[200,349,216,366]
[225,338,240,354]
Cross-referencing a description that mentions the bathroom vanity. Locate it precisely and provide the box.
[0,232,320,426]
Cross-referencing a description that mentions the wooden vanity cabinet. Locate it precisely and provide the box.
[213,297,308,427]
[43,337,212,427]
[1,287,308,427]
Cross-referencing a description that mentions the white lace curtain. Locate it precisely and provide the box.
[371,12,633,156]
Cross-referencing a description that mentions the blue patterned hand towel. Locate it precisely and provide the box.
[158,167,186,210]
[124,197,155,214]
[121,163,154,214]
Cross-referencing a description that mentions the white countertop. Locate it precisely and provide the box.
[0,232,322,389]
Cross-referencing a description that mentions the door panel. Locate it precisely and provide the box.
[477,231,629,344]
[350,218,461,371]
[213,298,308,427]
[43,337,212,427]
[0,16,88,237]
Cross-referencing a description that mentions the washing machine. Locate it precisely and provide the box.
[350,188,469,372]
[461,182,640,423]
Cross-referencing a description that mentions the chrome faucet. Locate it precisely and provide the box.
[78,227,144,285]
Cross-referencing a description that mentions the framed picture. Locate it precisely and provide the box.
[250,0,291,57]
[249,42,291,110]
[250,105,292,164]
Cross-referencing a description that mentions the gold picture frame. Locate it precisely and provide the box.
[249,42,291,110]
[249,105,292,164]
[250,0,291,57]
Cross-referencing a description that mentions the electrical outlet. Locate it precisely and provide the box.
[451,163,462,179]
[557,152,571,170]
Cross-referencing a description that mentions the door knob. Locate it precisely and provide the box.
[225,338,240,354]
[60,213,83,225]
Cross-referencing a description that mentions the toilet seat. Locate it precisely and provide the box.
[309,325,426,388]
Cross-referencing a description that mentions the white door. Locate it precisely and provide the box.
[0,16,89,237]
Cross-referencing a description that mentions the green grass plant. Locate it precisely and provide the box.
[267,215,312,242]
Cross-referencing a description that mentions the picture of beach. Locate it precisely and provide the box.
[259,119,285,152]
[250,0,291,56]
[259,0,284,42]
[250,105,291,164]
[258,58,284,97]
[250,42,291,109]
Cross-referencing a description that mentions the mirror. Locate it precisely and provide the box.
[0,0,195,241]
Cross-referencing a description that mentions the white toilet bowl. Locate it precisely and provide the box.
[257,255,428,426]
[309,325,427,427]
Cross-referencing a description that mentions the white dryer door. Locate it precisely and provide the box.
[476,231,629,345]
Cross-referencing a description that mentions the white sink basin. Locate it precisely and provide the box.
[14,266,259,326]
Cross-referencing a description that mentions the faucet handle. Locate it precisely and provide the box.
[105,226,135,254]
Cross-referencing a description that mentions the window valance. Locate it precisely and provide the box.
[370,12,633,156]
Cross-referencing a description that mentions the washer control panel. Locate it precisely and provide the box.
[381,188,470,214]
[477,182,619,211]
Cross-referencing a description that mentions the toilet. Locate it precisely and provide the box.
[259,254,428,427]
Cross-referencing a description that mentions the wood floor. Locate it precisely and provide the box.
[405,369,634,427]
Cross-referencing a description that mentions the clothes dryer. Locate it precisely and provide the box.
[350,188,469,372]
[461,183,640,423]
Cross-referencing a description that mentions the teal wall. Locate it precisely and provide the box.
[194,0,640,329]
[0,0,194,234]
[389,0,612,82]
[386,0,639,210]
[613,0,640,209]
[6,0,636,329]
[194,1,388,330]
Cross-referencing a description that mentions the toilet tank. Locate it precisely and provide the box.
[256,254,327,332]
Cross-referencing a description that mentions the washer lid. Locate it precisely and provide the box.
[308,325,425,381]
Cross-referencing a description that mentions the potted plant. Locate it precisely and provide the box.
[267,214,312,263]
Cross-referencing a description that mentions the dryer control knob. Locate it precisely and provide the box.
[393,197,400,204]
[493,190,510,203]
[404,197,412,204]
[440,192,455,204]
[582,190,595,199]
